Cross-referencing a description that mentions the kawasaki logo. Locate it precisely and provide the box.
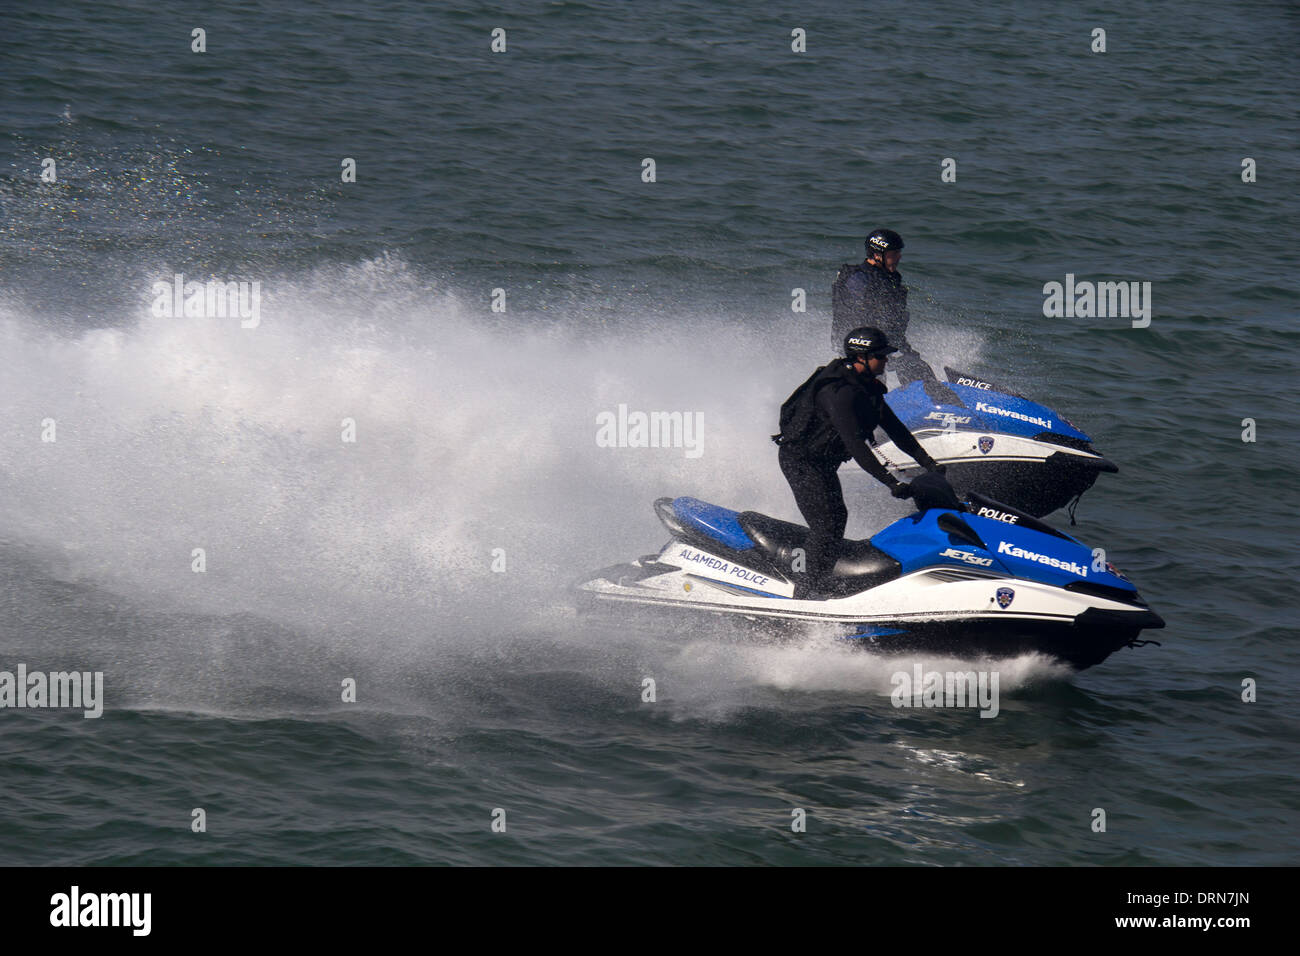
[977,506,1019,524]
[997,541,1087,577]
[974,402,1052,430]
[939,547,993,567]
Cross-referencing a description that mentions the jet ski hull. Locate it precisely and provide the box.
[843,608,1163,671]
[879,373,1117,517]
[581,566,1162,673]
[873,433,1118,517]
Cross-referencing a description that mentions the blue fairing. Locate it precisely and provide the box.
[666,496,1135,594]
[885,380,1091,443]
[671,497,755,551]
[871,509,1135,592]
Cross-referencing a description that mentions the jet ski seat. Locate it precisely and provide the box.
[737,511,901,593]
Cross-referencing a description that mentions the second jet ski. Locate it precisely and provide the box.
[874,368,1117,517]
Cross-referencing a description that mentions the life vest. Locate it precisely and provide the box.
[830,262,864,323]
[773,360,878,459]
[831,261,908,345]
[832,264,863,335]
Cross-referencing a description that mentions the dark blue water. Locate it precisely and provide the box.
[1,0,1297,865]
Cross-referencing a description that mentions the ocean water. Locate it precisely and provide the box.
[1,0,1297,866]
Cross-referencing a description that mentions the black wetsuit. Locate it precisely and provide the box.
[831,261,935,385]
[775,360,940,592]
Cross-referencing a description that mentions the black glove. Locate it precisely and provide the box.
[890,482,913,499]
[928,463,947,475]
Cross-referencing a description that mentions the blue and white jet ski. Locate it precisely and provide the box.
[874,367,1117,518]
[578,485,1163,671]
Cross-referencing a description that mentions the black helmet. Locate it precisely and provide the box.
[844,326,899,359]
[866,228,904,256]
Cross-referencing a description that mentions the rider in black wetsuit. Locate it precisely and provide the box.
[773,327,945,600]
[831,228,936,386]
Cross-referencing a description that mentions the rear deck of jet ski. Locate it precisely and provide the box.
[736,511,901,596]
[653,497,901,597]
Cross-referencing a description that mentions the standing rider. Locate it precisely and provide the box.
[831,228,936,385]
[773,326,945,600]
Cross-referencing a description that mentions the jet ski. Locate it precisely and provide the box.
[577,481,1163,671]
[874,367,1116,518]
